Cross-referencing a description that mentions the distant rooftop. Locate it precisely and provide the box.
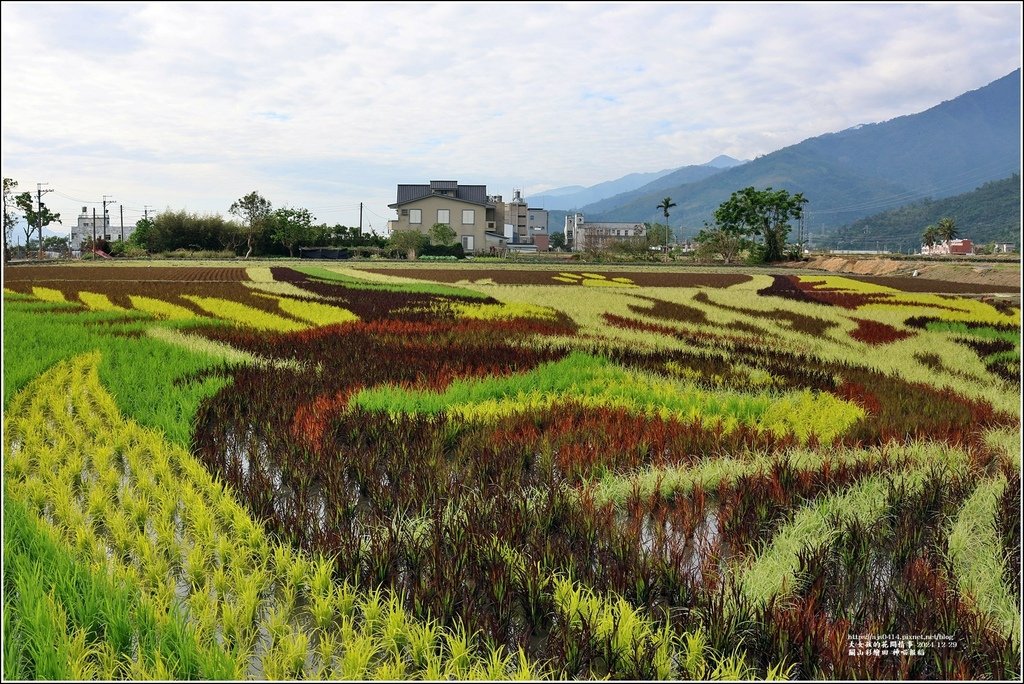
[390,181,490,207]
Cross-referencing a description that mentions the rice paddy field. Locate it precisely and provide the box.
[2,261,1021,680]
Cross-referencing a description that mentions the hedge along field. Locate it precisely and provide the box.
[2,263,1021,681]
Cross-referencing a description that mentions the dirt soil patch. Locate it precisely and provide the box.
[792,257,1020,291]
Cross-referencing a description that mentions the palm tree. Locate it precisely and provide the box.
[655,197,677,247]
[936,217,958,243]
[922,225,939,252]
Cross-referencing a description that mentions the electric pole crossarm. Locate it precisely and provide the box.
[36,183,53,260]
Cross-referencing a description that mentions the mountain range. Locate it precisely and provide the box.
[541,69,1021,240]
[826,174,1021,251]
[531,155,744,211]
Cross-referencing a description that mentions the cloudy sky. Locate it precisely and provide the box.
[2,1,1021,237]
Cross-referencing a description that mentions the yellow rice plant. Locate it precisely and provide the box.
[243,278,327,299]
[257,293,360,326]
[245,266,275,283]
[31,286,68,303]
[451,301,559,321]
[797,275,900,294]
[181,295,308,332]
[128,295,199,320]
[78,291,126,312]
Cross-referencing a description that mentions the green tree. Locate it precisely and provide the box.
[549,232,566,251]
[922,224,939,250]
[936,216,958,242]
[42,235,70,257]
[14,192,61,258]
[608,236,650,260]
[655,197,677,246]
[129,217,155,251]
[3,177,20,263]
[229,191,272,259]
[428,222,456,246]
[645,222,672,248]
[270,207,317,257]
[388,229,428,259]
[694,223,746,264]
[713,186,807,263]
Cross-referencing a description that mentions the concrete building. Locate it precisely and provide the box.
[564,212,646,252]
[504,189,529,244]
[69,206,132,251]
[528,206,549,250]
[388,181,549,254]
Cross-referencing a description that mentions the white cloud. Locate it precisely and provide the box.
[2,1,1020,229]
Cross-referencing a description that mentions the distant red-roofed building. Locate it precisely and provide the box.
[922,238,974,255]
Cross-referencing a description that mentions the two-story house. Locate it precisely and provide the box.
[387,180,509,254]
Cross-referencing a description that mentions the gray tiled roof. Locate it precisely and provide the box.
[391,181,491,207]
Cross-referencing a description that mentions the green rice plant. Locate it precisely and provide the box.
[335,633,379,680]
[984,427,1022,471]
[351,351,863,443]
[275,629,309,679]
[295,264,490,299]
[465,645,516,679]
[947,475,1021,644]
[738,443,970,609]
[309,589,336,632]
[739,476,890,607]
[441,621,475,676]
[764,658,798,680]
[4,301,229,447]
[3,497,232,680]
[375,655,409,680]
[315,629,339,676]
[359,586,385,634]
[379,592,410,656]
[307,553,335,598]
[405,618,441,670]
[710,647,755,680]
[680,626,709,679]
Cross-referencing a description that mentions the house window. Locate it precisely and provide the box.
[461,235,474,251]
[462,209,475,225]
[409,209,422,224]
[437,209,450,224]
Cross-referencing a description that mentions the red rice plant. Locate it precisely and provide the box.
[849,318,915,345]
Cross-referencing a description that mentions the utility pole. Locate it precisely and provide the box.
[102,195,115,242]
[36,183,53,260]
[92,208,97,253]
[120,204,124,242]
[144,205,152,222]
[359,202,363,234]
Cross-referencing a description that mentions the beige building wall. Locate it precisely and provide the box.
[503,202,528,241]
[390,195,490,252]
